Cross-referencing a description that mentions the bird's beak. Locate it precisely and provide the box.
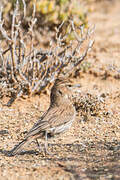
[69,84,81,93]
[72,84,81,88]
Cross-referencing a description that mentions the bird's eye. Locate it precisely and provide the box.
[67,84,72,87]
[58,90,62,95]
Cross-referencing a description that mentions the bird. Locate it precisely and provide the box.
[8,77,78,156]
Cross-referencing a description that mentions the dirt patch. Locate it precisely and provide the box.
[0,0,120,179]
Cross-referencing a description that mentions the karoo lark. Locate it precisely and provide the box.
[9,78,79,156]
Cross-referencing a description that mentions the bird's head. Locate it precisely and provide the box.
[50,77,80,105]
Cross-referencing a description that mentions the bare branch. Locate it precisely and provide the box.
[0,1,94,105]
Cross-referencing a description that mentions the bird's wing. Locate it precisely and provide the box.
[26,105,74,138]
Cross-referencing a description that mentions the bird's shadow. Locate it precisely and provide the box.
[0,143,83,158]
[0,147,82,163]
[0,149,40,157]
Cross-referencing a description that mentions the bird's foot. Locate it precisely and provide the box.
[44,146,53,156]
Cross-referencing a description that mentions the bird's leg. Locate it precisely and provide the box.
[44,131,48,154]
[44,131,52,155]
[36,139,43,153]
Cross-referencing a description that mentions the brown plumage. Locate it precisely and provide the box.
[8,78,76,156]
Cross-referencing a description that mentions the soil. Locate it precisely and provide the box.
[0,0,120,179]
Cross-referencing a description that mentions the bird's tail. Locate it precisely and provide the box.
[8,138,30,156]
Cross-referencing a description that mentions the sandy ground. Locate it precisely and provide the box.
[0,0,120,179]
